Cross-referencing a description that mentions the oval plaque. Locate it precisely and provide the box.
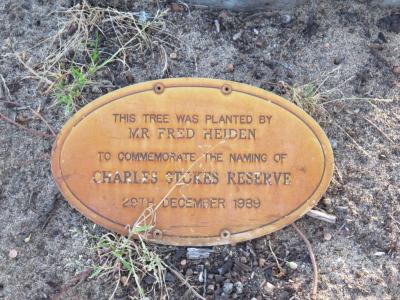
[51,78,334,246]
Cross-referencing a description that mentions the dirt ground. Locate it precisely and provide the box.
[0,0,399,299]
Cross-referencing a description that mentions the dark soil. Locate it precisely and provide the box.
[0,1,399,299]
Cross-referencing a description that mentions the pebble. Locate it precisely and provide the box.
[239,256,247,264]
[170,3,185,12]
[165,272,176,282]
[330,139,338,149]
[281,14,292,24]
[214,19,221,33]
[286,261,298,270]
[180,259,187,266]
[207,284,215,292]
[223,282,234,295]
[259,257,266,267]
[144,275,156,285]
[373,251,385,256]
[186,268,193,276]
[8,249,18,259]
[232,31,242,41]
[234,281,243,294]
[218,259,233,275]
[324,233,332,241]
[120,276,129,286]
[333,56,345,65]
[169,52,177,60]
[264,282,275,294]
[24,234,31,243]
[323,198,332,206]
[393,66,400,75]
[227,63,235,73]
[187,247,213,259]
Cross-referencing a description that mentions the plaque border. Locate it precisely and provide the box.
[51,78,334,246]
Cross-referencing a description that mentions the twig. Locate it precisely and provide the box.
[268,240,285,276]
[0,74,11,99]
[51,268,92,300]
[361,116,395,145]
[166,265,206,300]
[333,122,371,158]
[29,108,57,136]
[15,53,53,85]
[307,209,336,224]
[292,223,318,300]
[0,112,54,138]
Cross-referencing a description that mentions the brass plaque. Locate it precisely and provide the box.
[51,78,334,246]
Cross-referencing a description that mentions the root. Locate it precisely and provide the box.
[292,223,318,300]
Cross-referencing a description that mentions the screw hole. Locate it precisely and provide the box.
[220,229,231,239]
[154,83,165,94]
[221,84,232,95]
[153,229,163,239]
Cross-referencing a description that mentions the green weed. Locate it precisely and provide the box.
[89,225,167,299]
[54,32,109,114]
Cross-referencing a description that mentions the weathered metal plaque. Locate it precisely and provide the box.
[51,78,334,246]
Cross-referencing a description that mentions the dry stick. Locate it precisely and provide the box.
[29,108,57,136]
[1,99,57,136]
[291,223,318,300]
[15,54,53,85]
[333,122,371,158]
[166,266,206,300]
[268,240,284,275]
[307,209,336,224]
[361,116,395,145]
[0,112,54,138]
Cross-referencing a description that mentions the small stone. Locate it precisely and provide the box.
[373,251,385,256]
[253,28,259,35]
[330,139,338,149]
[232,31,242,41]
[198,271,204,283]
[281,14,292,24]
[144,275,156,285]
[377,32,387,43]
[259,258,266,267]
[227,63,235,73]
[223,282,234,295]
[24,234,31,243]
[207,284,215,292]
[180,259,187,266]
[286,261,298,270]
[170,3,184,12]
[251,298,258,300]
[234,281,243,294]
[324,233,332,241]
[169,52,177,60]
[187,247,213,259]
[218,259,233,275]
[323,198,332,206]
[165,272,175,282]
[8,249,18,259]
[256,41,263,48]
[214,274,224,283]
[239,256,247,264]
[186,268,193,276]
[393,66,400,75]
[264,282,275,294]
[333,56,345,65]
[214,19,220,33]
[120,276,129,286]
